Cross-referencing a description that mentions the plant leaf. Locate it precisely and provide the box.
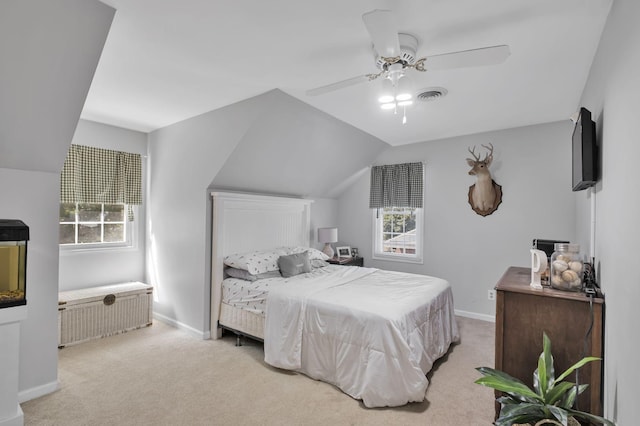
[558,384,588,409]
[476,367,543,402]
[496,403,549,426]
[548,405,569,425]
[537,333,552,397]
[545,381,577,405]
[567,408,616,426]
[497,395,524,405]
[554,356,601,383]
[475,375,542,402]
[476,366,522,382]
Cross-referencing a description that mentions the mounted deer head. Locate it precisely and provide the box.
[466,143,502,216]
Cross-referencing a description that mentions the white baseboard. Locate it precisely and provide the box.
[0,405,23,426]
[153,312,210,340]
[455,309,495,323]
[18,380,59,403]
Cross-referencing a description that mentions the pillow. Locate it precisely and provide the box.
[224,249,285,275]
[225,267,282,281]
[278,252,312,278]
[278,246,330,261]
[306,247,330,261]
[311,259,329,268]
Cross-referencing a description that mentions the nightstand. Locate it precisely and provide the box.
[326,256,364,267]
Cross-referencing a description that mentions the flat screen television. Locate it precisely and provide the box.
[572,107,598,191]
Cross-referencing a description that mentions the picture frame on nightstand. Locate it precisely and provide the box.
[336,246,352,258]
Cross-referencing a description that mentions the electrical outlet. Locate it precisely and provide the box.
[488,289,496,301]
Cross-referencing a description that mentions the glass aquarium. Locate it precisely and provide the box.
[0,219,29,309]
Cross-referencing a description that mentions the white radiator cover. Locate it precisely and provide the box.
[58,282,153,347]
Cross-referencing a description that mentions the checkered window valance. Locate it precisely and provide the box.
[60,145,142,220]
[369,162,424,209]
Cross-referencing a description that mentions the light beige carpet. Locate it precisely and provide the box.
[22,316,496,426]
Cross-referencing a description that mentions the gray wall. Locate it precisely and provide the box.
[308,198,339,251]
[147,99,247,336]
[212,90,388,198]
[0,169,60,400]
[338,121,576,319]
[0,0,114,401]
[577,0,640,422]
[59,120,148,291]
[148,90,387,336]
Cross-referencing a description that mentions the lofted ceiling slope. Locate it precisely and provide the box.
[1,1,114,173]
[211,90,388,198]
[86,0,612,146]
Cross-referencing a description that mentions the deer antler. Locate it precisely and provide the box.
[467,146,480,162]
[481,143,494,161]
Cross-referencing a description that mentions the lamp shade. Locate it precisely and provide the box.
[318,227,338,243]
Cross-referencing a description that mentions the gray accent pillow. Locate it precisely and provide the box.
[225,267,281,281]
[278,252,312,278]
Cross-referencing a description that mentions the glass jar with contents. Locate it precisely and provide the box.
[549,243,583,291]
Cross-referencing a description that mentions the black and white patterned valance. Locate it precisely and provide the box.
[60,144,142,220]
[369,162,424,209]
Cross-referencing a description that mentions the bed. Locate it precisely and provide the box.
[210,192,459,408]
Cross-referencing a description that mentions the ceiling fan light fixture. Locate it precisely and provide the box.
[394,72,413,101]
[380,102,396,110]
[378,77,395,104]
[397,100,413,107]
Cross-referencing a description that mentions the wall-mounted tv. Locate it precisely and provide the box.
[572,107,598,191]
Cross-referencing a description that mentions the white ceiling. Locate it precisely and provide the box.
[84,0,612,146]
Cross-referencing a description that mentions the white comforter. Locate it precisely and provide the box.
[264,266,459,407]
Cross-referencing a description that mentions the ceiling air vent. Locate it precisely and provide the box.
[416,87,448,102]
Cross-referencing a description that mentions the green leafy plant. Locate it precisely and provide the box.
[475,332,614,426]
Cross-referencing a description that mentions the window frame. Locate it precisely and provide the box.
[371,206,424,264]
[59,202,136,252]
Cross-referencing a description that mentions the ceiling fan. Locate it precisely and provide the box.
[306,9,511,97]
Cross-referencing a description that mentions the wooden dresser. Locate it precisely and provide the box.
[494,266,604,418]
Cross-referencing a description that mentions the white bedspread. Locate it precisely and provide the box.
[264,266,459,407]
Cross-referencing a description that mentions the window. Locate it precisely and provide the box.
[59,203,132,247]
[369,162,424,263]
[59,144,142,248]
[373,207,423,263]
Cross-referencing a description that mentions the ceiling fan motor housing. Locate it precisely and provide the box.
[374,33,418,69]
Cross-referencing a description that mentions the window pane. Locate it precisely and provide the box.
[59,202,132,247]
[405,211,416,232]
[59,203,76,222]
[78,203,102,222]
[104,204,124,222]
[59,224,76,244]
[383,216,392,232]
[78,224,101,244]
[104,224,125,242]
[375,207,420,260]
[392,214,405,232]
[383,232,415,254]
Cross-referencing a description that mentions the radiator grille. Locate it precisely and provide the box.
[59,288,152,347]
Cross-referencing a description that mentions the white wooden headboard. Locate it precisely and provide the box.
[210,192,313,338]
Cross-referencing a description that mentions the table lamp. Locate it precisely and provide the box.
[318,227,338,258]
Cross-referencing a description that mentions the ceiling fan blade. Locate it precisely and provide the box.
[362,9,401,58]
[306,74,376,97]
[423,44,511,71]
